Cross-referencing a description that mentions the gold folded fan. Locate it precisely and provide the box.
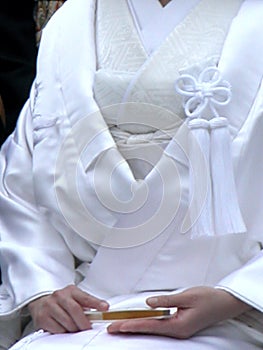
[84,309,171,322]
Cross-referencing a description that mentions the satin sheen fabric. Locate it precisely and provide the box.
[1,0,263,349]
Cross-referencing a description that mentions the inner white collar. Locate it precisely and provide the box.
[128,0,201,54]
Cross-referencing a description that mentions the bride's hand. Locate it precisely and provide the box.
[107,286,251,339]
[28,285,109,334]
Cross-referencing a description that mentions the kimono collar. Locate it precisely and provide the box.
[127,0,201,54]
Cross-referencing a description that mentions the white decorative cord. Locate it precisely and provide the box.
[175,66,246,238]
[175,66,232,119]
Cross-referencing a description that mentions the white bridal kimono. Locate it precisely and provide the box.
[1,0,263,349]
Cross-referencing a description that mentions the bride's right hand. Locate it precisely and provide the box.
[28,285,109,333]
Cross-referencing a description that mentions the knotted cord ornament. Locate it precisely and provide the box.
[175,66,246,238]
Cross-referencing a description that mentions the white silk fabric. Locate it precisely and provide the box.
[127,0,201,54]
[1,0,263,349]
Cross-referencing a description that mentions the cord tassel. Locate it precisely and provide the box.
[175,66,246,238]
[187,118,213,238]
[210,117,246,235]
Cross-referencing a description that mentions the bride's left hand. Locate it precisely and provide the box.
[107,286,251,339]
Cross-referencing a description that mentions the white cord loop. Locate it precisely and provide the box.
[175,67,232,119]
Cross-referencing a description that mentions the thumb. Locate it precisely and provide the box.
[147,291,193,309]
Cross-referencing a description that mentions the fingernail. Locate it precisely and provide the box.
[107,325,116,333]
[120,325,129,332]
[148,297,158,306]
[99,301,109,309]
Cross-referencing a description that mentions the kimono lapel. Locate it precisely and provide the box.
[95,0,147,71]
[123,0,243,117]
[52,0,263,298]
[79,0,263,298]
[76,0,226,297]
[127,0,201,55]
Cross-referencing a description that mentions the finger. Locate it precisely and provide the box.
[57,296,92,331]
[107,320,128,334]
[108,318,174,337]
[43,317,68,334]
[50,303,79,332]
[72,288,109,311]
[147,292,195,309]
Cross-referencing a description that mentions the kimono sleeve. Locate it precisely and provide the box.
[0,12,79,314]
[0,98,76,313]
[216,77,263,322]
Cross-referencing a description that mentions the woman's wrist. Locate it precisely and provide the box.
[214,288,253,319]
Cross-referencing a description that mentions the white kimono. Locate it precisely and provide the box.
[1,0,263,349]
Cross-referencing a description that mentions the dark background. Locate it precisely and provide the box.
[0,1,37,145]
